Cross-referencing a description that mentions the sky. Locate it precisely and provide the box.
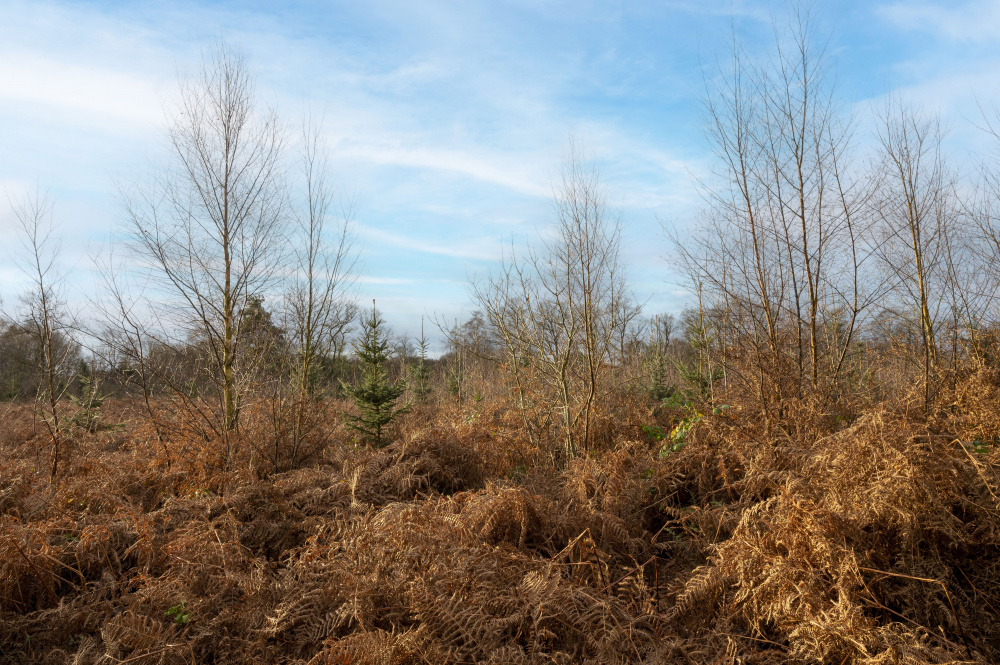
[1,0,999,350]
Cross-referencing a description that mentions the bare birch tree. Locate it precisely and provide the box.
[472,145,638,459]
[282,115,359,461]
[90,247,169,462]
[7,190,78,479]
[121,43,287,452]
[965,104,1000,355]
[287,116,358,402]
[872,102,956,412]
[672,7,877,415]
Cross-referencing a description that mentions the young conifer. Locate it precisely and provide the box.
[342,301,409,447]
[411,317,432,404]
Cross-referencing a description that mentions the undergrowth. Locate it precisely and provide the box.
[2,376,1000,665]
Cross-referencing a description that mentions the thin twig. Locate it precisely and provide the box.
[858,566,971,648]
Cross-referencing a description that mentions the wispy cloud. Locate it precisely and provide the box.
[3,0,994,335]
[336,143,551,198]
[0,52,167,132]
[353,275,414,285]
[358,226,501,261]
[878,1,1000,43]
[854,1,1000,150]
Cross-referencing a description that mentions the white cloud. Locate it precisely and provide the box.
[851,4,1000,154]
[0,0,885,331]
[873,64,1000,120]
[336,142,552,198]
[878,1,1000,43]
[359,225,501,261]
[0,52,168,133]
[353,275,414,285]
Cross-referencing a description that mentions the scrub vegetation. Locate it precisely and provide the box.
[5,12,1000,665]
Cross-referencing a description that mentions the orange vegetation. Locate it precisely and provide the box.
[2,379,1000,664]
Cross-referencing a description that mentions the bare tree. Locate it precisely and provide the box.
[872,102,956,412]
[468,261,541,442]
[121,43,287,454]
[6,190,78,479]
[964,103,1000,356]
[755,6,873,388]
[283,114,359,459]
[671,7,877,416]
[472,145,638,459]
[89,247,169,462]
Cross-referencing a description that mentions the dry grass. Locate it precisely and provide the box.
[2,375,1000,665]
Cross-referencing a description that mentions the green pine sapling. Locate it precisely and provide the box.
[342,301,410,447]
[411,317,432,404]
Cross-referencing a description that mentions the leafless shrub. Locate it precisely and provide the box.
[4,190,79,479]
[471,143,640,460]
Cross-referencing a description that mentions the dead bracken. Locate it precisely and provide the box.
[2,380,1000,665]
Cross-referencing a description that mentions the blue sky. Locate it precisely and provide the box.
[1,0,998,349]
